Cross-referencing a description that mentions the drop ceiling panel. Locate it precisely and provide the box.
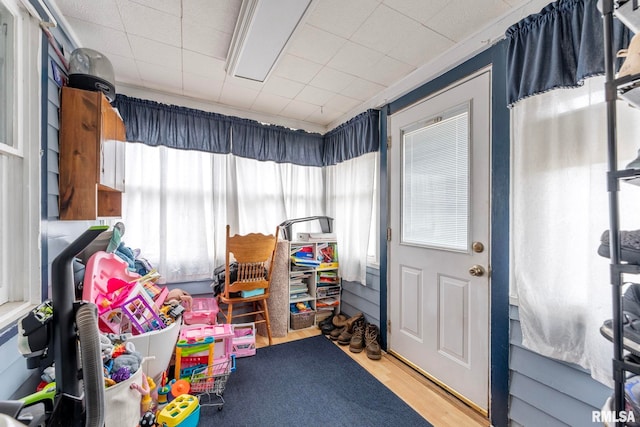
[65,17,133,58]
[327,41,384,77]
[306,0,380,39]
[54,0,544,130]
[426,0,513,42]
[129,35,182,71]
[117,0,182,47]
[287,24,346,65]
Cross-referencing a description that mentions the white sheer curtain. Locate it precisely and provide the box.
[120,144,217,283]
[326,152,378,284]
[121,146,326,283]
[512,76,640,385]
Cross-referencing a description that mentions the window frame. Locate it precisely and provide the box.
[0,0,41,330]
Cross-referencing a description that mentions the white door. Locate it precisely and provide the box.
[388,70,491,413]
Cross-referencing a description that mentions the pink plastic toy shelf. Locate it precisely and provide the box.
[180,324,233,360]
[183,297,219,325]
[232,323,256,358]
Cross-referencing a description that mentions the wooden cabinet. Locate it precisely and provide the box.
[59,86,126,220]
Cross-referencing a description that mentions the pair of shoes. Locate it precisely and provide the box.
[332,314,347,327]
[318,315,335,335]
[618,33,640,79]
[348,321,381,359]
[329,325,344,341]
[598,230,640,265]
[336,312,364,345]
[600,313,640,357]
[600,283,640,357]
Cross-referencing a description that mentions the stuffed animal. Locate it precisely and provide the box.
[165,289,192,311]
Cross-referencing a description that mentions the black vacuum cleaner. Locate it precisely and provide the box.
[5,226,109,426]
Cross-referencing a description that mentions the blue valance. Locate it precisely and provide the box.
[113,95,379,167]
[505,0,630,107]
[231,118,325,166]
[324,109,380,166]
[113,95,232,153]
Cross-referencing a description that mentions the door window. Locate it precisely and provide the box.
[401,103,470,252]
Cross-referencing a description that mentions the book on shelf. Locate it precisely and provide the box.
[291,257,321,267]
[316,297,339,307]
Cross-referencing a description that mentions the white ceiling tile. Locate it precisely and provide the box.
[251,92,291,116]
[137,60,183,93]
[307,0,381,39]
[309,67,356,93]
[362,56,414,86]
[261,76,305,99]
[182,50,227,81]
[65,17,133,59]
[287,24,347,65]
[295,85,335,106]
[387,25,454,67]
[382,0,449,27]
[305,107,343,126]
[226,75,264,92]
[340,78,385,102]
[426,0,513,42]
[219,81,260,110]
[183,72,224,102]
[327,41,384,77]
[280,99,319,121]
[109,54,142,87]
[323,93,362,114]
[129,0,181,16]
[129,35,182,71]
[273,54,323,84]
[351,4,424,54]
[116,0,182,47]
[55,0,124,31]
[183,0,242,34]
[182,16,233,60]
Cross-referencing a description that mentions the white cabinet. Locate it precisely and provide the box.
[288,240,341,330]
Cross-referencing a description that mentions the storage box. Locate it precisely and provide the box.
[183,297,219,325]
[290,310,315,330]
[232,322,256,358]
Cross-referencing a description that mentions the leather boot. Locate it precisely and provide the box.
[329,326,344,341]
[365,323,382,360]
[338,317,364,345]
[349,321,366,353]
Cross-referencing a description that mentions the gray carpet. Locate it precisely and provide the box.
[196,335,433,427]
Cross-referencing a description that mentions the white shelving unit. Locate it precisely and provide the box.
[288,239,341,330]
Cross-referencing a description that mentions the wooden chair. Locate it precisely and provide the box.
[218,225,279,346]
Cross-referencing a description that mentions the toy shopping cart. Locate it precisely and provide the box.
[189,358,232,411]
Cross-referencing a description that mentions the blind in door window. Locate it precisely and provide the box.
[401,104,470,251]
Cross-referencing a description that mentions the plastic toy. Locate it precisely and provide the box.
[156,394,200,427]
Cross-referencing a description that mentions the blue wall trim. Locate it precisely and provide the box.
[384,41,510,427]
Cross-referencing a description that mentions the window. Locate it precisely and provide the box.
[0,0,40,328]
[401,104,469,252]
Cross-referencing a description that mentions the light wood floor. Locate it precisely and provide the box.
[256,328,490,427]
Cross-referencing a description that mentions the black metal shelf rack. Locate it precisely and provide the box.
[603,1,640,424]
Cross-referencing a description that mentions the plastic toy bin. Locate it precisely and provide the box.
[183,297,218,325]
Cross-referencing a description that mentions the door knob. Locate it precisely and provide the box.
[469,264,485,277]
